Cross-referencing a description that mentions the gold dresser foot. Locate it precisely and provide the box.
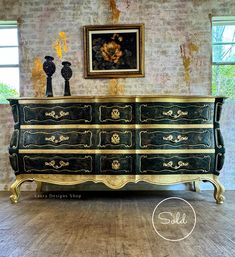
[10,175,32,204]
[210,176,225,204]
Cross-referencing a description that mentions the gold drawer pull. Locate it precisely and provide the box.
[112,160,120,170]
[45,160,69,169]
[45,135,69,144]
[163,161,189,170]
[45,110,69,119]
[111,133,120,145]
[163,135,188,143]
[162,110,188,119]
[111,108,120,120]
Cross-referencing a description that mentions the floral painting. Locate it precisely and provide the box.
[84,24,144,78]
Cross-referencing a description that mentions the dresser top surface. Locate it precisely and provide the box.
[8,95,226,104]
[10,94,224,99]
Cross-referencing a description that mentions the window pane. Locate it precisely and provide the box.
[212,65,235,97]
[223,25,235,42]
[213,26,225,43]
[0,47,19,65]
[0,28,18,46]
[212,44,235,62]
[212,25,235,43]
[0,67,19,91]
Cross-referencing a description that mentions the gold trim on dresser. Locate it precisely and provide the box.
[18,149,215,154]
[10,174,224,204]
[18,96,216,104]
[20,124,214,129]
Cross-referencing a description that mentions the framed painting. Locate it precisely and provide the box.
[83,24,144,78]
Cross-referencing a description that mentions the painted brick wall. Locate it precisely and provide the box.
[0,0,234,191]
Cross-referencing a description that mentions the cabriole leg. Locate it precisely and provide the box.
[210,176,225,204]
[10,176,28,204]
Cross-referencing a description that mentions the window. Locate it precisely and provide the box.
[0,21,19,104]
[212,17,235,98]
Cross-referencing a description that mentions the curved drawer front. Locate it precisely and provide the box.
[137,154,214,174]
[97,155,134,174]
[21,130,93,149]
[138,129,214,149]
[10,129,19,149]
[22,104,92,124]
[97,130,133,148]
[138,103,213,124]
[21,155,93,173]
[98,104,133,123]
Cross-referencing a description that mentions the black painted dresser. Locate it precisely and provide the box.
[8,95,226,203]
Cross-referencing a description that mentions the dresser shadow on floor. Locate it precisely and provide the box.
[29,190,208,203]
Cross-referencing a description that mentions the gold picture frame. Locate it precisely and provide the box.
[83,24,144,78]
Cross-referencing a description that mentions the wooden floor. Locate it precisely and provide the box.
[0,190,235,257]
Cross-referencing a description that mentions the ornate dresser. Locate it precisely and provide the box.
[8,95,226,203]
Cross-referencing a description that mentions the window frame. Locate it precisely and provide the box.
[212,16,235,65]
[212,16,235,97]
[0,21,19,69]
[0,21,20,103]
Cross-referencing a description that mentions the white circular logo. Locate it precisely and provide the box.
[152,197,196,242]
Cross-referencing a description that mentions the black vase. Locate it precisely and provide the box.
[43,56,56,97]
[61,61,72,96]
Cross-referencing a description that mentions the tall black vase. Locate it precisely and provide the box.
[43,56,56,97]
[61,61,72,96]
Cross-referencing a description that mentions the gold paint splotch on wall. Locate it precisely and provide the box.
[180,41,199,84]
[59,32,68,52]
[108,79,125,95]
[31,57,46,97]
[53,32,68,60]
[109,0,121,23]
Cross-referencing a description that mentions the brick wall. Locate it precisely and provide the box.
[0,0,234,191]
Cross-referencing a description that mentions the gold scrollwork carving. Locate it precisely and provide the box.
[112,160,120,170]
[111,108,120,120]
[45,135,69,144]
[45,160,69,169]
[163,134,188,143]
[162,110,188,119]
[45,110,69,119]
[163,161,189,170]
[111,133,120,145]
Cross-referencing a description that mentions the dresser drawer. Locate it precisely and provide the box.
[138,103,213,124]
[137,154,214,174]
[97,155,134,174]
[21,104,93,124]
[21,130,93,149]
[97,104,133,123]
[97,130,134,148]
[20,155,93,174]
[138,129,214,149]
